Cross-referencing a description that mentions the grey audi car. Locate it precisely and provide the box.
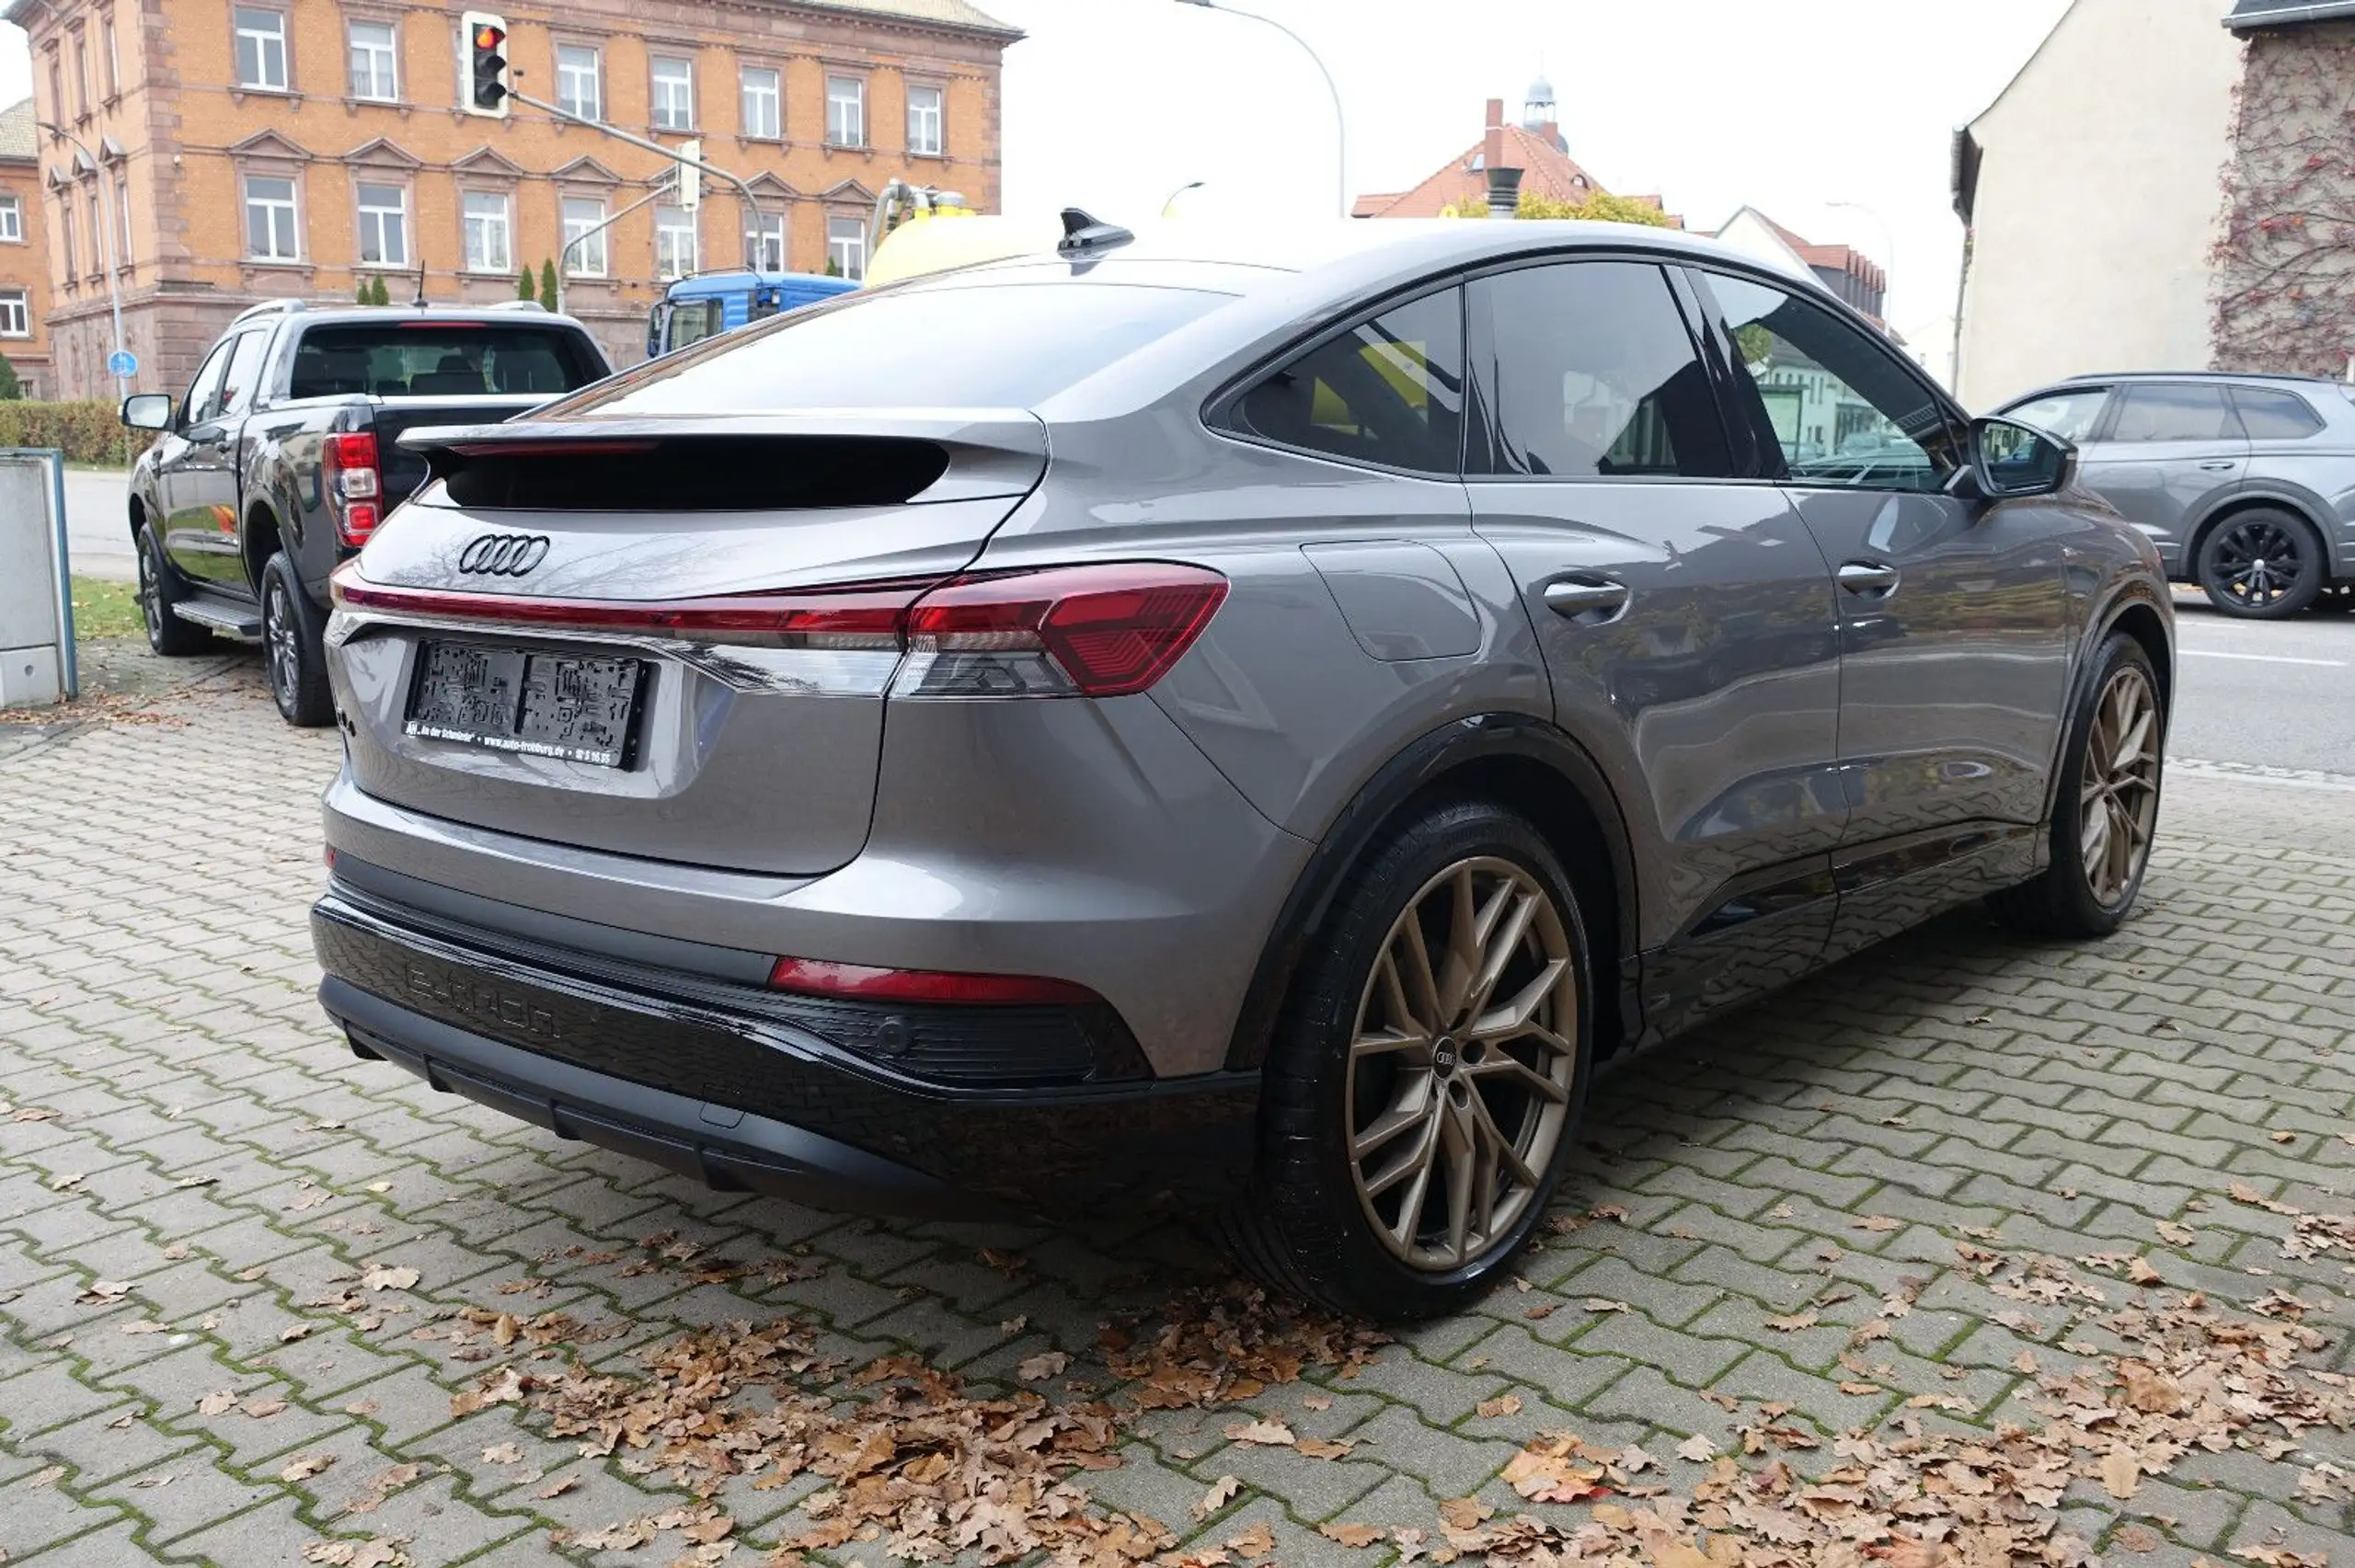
[312,220,2172,1319]
[1996,371,2355,618]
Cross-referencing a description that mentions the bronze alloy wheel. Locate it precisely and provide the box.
[1344,856,1578,1272]
[2079,662,2163,907]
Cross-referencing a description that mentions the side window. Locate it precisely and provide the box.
[2108,383,2241,443]
[2232,386,2324,441]
[1230,288,1465,474]
[181,338,235,426]
[2004,388,2109,444]
[1699,271,1959,491]
[1468,261,1729,479]
[219,330,270,417]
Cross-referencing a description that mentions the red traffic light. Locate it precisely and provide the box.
[474,24,503,47]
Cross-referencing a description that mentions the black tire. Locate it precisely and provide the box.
[261,552,334,727]
[136,522,213,657]
[1990,633,2166,939]
[1216,797,1594,1322]
[2196,508,2325,619]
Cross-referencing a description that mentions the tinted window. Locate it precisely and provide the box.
[2108,383,2241,442]
[1231,288,1463,473]
[2233,386,2325,440]
[182,338,235,426]
[2004,388,2108,443]
[550,282,1228,416]
[1702,272,1960,491]
[220,330,271,417]
[1470,261,1729,478]
[289,326,605,400]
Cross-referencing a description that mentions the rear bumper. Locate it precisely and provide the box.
[311,888,1259,1219]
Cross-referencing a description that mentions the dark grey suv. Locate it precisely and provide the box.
[311,222,2173,1319]
[1996,372,2355,617]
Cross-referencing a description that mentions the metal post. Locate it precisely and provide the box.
[39,122,128,406]
[504,86,766,250]
[553,185,671,316]
[1173,1,1346,218]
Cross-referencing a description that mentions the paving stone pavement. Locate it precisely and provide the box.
[4,646,2355,1566]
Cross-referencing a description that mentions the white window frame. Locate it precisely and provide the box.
[356,180,408,267]
[243,173,301,261]
[906,82,943,156]
[740,63,780,140]
[827,213,865,280]
[745,209,784,271]
[462,189,511,274]
[826,74,864,147]
[0,195,21,243]
[655,202,698,280]
[555,44,602,121]
[348,19,398,102]
[233,6,289,92]
[0,290,28,338]
[651,55,695,131]
[561,196,607,278]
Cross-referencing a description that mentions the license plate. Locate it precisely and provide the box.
[405,642,646,768]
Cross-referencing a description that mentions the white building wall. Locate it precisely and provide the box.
[1954,0,2243,411]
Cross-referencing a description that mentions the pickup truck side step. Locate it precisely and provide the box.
[170,594,263,641]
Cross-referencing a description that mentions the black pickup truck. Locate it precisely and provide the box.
[120,302,612,726]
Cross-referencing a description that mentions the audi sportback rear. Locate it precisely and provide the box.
[315,222,2173,1319]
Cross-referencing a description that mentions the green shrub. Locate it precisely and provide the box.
[0,357,24,401]
[0,400,139,464]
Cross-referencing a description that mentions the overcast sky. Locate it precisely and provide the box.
[4,0,2074,350]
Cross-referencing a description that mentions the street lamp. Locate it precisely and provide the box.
[1173,0,1347,219]
[1163,180,1206,217]
[1826,200,1898,324]
[37,121,129,406]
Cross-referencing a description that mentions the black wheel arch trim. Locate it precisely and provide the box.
[1221,712,1643,1072]
[2039,579,2172,831]
[2188,491,2339,580]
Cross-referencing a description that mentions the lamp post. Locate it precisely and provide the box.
[38,121,129,405]
[1826,200,1898,325]
[1173,0,1347,218]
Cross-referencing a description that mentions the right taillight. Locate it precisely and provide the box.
[322,431,383,547]
[897,563,1228,700]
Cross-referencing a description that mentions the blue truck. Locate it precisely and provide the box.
[647,269,859,359]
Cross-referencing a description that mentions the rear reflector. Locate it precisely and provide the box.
[766,956,1102,1007]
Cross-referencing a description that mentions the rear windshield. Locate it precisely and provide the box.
[546,281,1230,416]
[289,324,607,400]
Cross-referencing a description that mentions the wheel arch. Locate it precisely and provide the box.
[241,498,285,590]
[2187,492,2335,581]
[1222,714,1642,1073]
[2039,580,2175,830]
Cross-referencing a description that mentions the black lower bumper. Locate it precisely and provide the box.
[310,891,1259,1220]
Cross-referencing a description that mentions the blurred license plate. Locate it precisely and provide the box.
[406,642,645,768]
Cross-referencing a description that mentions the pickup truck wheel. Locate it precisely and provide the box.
[261,552,334,727]
[137,524,213,657]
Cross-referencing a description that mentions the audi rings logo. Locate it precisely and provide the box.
[457,533,552,577]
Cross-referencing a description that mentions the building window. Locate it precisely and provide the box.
[463,189,511,272]
[827,213,864,280]
[561,197,606,276]
[740,64,779,139]
[0,195,20,243]
[58,198,75,276]
[103,15,121,96]
[234,7,289,92]
[73,30,91,117]
[116,176,131,266]
[651,55,694,130]
[745,209,784,270]
[86,189,102,270]
[244,174,300,260]
[655,202,697,280]
[357,181,407,266]
[826,74,864,147]
[0,291,27,337]
[48,59,63,128]
[556,45,601,121]
[906,83,942,155]
[349,20,397,101]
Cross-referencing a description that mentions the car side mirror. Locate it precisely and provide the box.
[121,393,175,431]
[1970,416,2074,500]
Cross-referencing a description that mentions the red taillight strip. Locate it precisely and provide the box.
[329,572,936,648]
[446,440,661,458]
[766,956,1102,1007]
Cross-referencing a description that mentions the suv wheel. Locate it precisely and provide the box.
[1221,798,1591,1321]
[261,552,335,727]
[1991,633,2165,938]
[2197,508,2324,619]
[136,523,213,657]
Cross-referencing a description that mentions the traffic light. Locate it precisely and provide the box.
[463,11,509,118]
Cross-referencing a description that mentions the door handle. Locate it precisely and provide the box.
[1544,577,1631,624]
[1837,561,1901,597]
[2197,460,2238,471]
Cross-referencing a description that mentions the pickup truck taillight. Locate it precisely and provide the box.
[322,432,383,547]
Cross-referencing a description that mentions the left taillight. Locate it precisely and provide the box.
[322,431,383,547]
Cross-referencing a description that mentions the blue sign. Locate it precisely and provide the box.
[107,349,137,378]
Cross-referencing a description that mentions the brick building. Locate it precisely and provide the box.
[2,0,1018,395]
[1,97,53,396]
[1351,81,1674,223]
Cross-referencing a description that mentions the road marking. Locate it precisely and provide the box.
[2172,759,2355,794]
[2178,649,2347,668]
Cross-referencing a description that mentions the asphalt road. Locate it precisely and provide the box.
[51,465,2355,774]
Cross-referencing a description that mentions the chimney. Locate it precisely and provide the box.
[1483,97,1505,176]
[1487,165,1523,218]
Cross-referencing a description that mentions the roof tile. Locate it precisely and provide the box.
[0,98,36,162]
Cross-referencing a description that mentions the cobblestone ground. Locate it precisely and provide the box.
[4,646,2354,1567]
